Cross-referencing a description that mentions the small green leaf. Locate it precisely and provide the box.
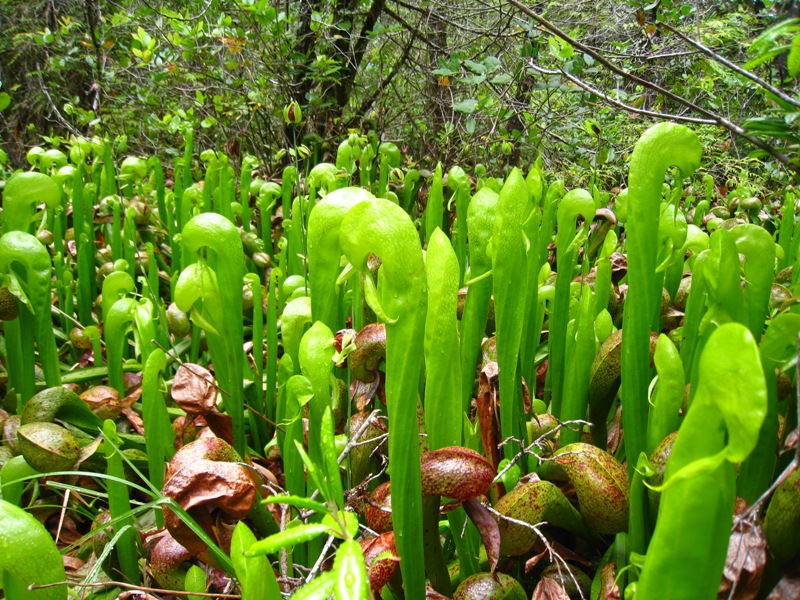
[294,441,331,503]
[464,59,486,74]
[362,273,398,324]
[291,570,336,600]
[321,406,345,508]
[0,92,11,112]
[788,33,800,76]
[321,510,360,540]
[490,73,513,85]
[185,565,206,600]
[333,539,368,600]
[263,496,329,514]
[453,98,479,114]
[245,522,331,557]
[232,522,281,600]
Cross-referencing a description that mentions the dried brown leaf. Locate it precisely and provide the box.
[463,497,501,574]
[532,577,571,600]
[597,562,621,600]
[80,385,122,420]
[718,518,767,600]
[477,361,503,495]
[171,363,217,415]
[203,409,234,447]
[766,572,800,599]
[161,438,253,555]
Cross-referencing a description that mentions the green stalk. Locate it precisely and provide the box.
[459,186,499,414]
[425,163,444,245]
[179,213,246,457]
[424,228,462,449]
[447,166,471,284]
[245,273,267,450]
[111,197,123,262]
[646,335,685,454]
[492,169,531,461]
[101,142,117,198]
[537,181,563,408]
[621,123,701,557]
[339,198,428,599]
[558,285,595,447]
[0,232,61,399]
[518,163,545,392]
[265,268,281,428]
[103,420,141,585]
[549,189,594,420]
[299,320,335,468]
[141,348,173,528]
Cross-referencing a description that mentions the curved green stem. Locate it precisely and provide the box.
[307,187,375,330]
[621,123,701,555]
[0,232,61,401]
[339,198,428,599]
[1,172,61,235]
[180,212,246,457]
[549,188,595,420]
[104,297,155,395]
[447,166,471,284]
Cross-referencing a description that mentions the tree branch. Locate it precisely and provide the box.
[658,20,800,110]
[506,0,795,171]
[384,5,443,52]
[348,32,416,124]
[529,63,716,125]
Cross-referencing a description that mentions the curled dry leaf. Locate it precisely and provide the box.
[80,385,122,420]
[531,577,570,600]
[541,563,592,599]
[171,363,217,415]
[162,437,255,556]
[718,516,766,600]
[477,361,502,475]
[524,536,593,573]
[463,497,500,574]
[420,446,496,500]
[597,562,621,600]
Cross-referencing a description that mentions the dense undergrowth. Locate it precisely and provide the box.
[0,122,799,600]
